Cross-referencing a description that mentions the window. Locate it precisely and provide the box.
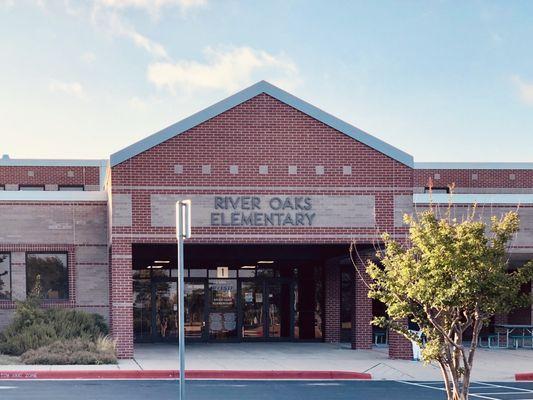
[26,253,69,300]
[0,185,5,191]
[424,186,450,194]
[19,185,44,191]
[58,185,84,191]
[0,253,11,300]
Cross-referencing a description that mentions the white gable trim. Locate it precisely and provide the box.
[110,81,413,167]
[415,162,533,170]
[414,193,533,204]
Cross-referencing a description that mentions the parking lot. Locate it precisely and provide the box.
[399,381,533,400]
[0,380,532,400]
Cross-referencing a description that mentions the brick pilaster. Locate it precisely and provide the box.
[351,249,372,349]
[324,262,340,343]
[388,319,413,360]
[110,239,134,359]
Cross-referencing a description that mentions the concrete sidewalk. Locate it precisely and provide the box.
[0,343,531,381]
[131,342,533,381]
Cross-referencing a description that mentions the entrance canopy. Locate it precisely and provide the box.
[132,243,349,269]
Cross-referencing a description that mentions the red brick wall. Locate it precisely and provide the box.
[0,166,100,188]
[388,319,413,360]
[415,169,533,189]
[110,93,414,358]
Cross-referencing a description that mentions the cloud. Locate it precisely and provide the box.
[94,0,207,12]
[91,7,169,59]
[49,80,86,99]
[81,51,96,63]
[512,75,533,106]
[0,0,14,8]
[96,0,207,15]
[147,46,300,94]
[128,96,148,111]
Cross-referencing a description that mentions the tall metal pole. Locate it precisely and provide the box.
[176,200,191,400]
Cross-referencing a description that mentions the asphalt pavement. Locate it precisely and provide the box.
[1,380,533,400]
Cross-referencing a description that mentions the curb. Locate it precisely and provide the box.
[516,372,533,381]
[0,370,372,381]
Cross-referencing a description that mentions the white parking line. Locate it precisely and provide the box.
[304,383,342,386]
[396,381,446,392]
[474,382,533,393]
[477,392,533,395]
[396,380,533,400]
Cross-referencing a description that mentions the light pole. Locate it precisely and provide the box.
[176,200,191,400]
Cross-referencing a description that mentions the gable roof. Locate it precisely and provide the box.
[110,80,414,167]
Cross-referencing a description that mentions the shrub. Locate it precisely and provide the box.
[21,337,117,365]
[45,308,108,339]
[0,322,57,355]
[0,278,109,356]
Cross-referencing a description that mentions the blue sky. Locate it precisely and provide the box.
[1,0,533,162]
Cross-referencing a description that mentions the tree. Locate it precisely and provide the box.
[360,206,533,400]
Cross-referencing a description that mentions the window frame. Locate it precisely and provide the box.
[0,252,12,301]
[25,251,69,301]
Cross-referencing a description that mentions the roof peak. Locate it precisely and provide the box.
[110,80,414,167]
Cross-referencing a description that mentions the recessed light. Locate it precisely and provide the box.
[147,265,163,269]
[241,265,256,269]
[257,260,274,264]
[154,260,170,264]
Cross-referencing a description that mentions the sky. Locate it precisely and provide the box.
[1,0,533,163]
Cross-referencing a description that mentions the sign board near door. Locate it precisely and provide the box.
[151,194,375,228]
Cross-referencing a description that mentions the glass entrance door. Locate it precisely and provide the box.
[184,282,206,340]
[154,281,178,340]
[267,282,292,339]
[208,279,238,340]
[241,281,264,338]
[240,280,293,340]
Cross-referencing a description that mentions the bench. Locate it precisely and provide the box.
[478,334,499,348]
[373,331,387,345]
[510,335,533,349]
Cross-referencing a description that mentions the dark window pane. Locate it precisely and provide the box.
[133,279,151,340]
[26,253,69,300]
[132,269,150,280]
[0,253,11,300]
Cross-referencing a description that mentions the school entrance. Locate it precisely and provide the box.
[132,244,347,343]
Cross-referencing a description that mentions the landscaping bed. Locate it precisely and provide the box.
[0,278,117,365]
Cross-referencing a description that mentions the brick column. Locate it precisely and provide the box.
[351,250,372,349]
[324,261,340,343]
[388,319,413,359]
[494,313,509,346]
[110,239,134,359]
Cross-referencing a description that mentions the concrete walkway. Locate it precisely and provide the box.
[1,343,532,381]
[131,342,533,381]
